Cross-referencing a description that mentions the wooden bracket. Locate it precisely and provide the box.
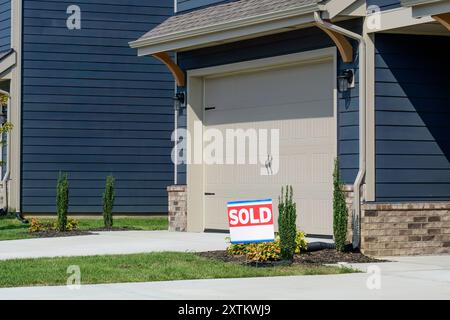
[316,24,353,63]
[152,52,186,87]
[432,13,450,31]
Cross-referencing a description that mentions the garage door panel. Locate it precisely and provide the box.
[204,60,335,235]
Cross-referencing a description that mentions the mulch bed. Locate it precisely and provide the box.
[29,227,139,238]
[30,230,94,238]
[198,249,387,267]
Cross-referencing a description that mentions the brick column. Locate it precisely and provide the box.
[167,185,187,232]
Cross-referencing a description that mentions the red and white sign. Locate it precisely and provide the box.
[227,199,275,244]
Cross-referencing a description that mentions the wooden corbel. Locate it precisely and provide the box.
[152,52,186,87]
[316,24,353,63]
[432,13,450,31]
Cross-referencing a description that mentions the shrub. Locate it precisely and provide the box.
[226,231,308,262]
[226,243,249,256]
[278,186,297,260]
[294,230,308,254]
[53,218,79,232]
[333,158,348,252]
[102,175,115,228]
[246,242,281,262]
[29,218,45,233]
[56,172,69,232]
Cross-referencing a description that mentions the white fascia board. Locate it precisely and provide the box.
[367,7,434,33]
[130,3,320,53]
[0,52,16,77]
[411,0,450,17]
[136,13,316,56]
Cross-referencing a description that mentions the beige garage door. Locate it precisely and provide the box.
[204,59,335,236]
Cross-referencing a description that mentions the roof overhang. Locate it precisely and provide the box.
[402,0,450,17]
[130,0,359,56]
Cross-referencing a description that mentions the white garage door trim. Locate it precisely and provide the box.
[186,47,338,233]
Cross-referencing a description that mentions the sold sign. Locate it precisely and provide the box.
[227,199,275,244]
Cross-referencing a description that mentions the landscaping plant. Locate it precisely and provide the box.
[333,158,348,252]
[56,172,69,232]
[278,186,297,260]
[226,231,308,262]
[102,175,115,228]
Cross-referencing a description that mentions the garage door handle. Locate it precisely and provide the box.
[205,107,216,111]
[205,192,215,196]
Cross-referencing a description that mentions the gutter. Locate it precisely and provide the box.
[314,12,366,249]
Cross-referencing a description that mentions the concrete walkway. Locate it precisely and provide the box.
[1,255,449,299]
[0,231,330,260]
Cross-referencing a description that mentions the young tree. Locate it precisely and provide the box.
[103,175,115,228]
[56,172,69,232]
[333,158,348,252]
[278,186,297,260]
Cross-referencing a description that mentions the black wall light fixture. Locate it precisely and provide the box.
[337,69,355,93]
[174,92,186,107]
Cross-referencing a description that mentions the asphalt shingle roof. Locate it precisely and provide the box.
[137,0,320,41]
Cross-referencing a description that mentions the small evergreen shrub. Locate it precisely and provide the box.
[56,172,69,232]
[278,186,297,260]
[102,175,115,228]
[333,158,348,252]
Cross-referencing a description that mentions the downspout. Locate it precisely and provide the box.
[0,89,11,215]
[314,12,366,249]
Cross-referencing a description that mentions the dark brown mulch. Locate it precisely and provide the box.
[29,226,139,238]
[30,230,94,238]
[198,249,387,267]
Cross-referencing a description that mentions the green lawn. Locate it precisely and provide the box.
[0,252,356,288]
[0,215,168,241]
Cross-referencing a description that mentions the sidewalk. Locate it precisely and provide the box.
[1,255,449,299]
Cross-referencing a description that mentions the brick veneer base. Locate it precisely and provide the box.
[361,202,450,256]
[167,185,187,232]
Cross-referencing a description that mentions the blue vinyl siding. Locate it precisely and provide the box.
[0,0,10,52]
[177,19,362,185]
[22,0,174,213]
[375,34,450,202]
[177,0,232,12]
[367,0,401,10]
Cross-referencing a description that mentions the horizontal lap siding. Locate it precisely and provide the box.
[375,34,450,202]
[22,0,174,213]
[367,0,401,10]
[178,19,362,185]
[177,0,232,12]
[0,0,10,52]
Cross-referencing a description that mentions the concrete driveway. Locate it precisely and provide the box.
[0,255,449,299]
[0,231,330,260]
[0,231,228,260]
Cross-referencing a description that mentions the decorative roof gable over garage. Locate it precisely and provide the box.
[402,0,450,30]
[129,0,361,85]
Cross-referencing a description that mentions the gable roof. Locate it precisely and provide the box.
[130,0,322,53]
[140,0,319,40]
